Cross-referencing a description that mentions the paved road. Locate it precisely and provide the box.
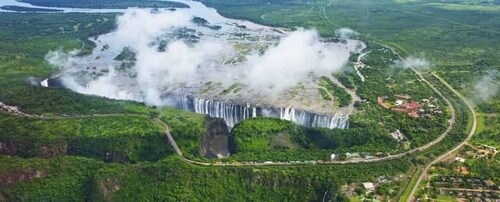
[153,118,183,157]
[407,73,477,202]
[437,187,500,194]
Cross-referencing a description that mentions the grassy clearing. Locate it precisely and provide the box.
[470,113,500,149]
[436,195,457,202]
[228,117,399,162]
[399,167,422,202]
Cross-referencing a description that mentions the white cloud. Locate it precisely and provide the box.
[47,9,358,106]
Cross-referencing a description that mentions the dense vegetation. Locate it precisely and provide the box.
[158,108,208,161]
[228,117,398,161]
[19,0,189,9]
[471,114,500,149]
[318,76,351,107]
[0,113,173,162]
[0,156,104,201]
[0,155,411,201]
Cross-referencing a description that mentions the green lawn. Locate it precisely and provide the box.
[399,167,422,202]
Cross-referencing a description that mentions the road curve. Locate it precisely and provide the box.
[407,73,477,202]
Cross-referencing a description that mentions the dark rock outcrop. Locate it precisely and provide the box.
[200,118,233,158]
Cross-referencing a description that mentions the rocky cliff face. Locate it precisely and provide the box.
[0,168,46,186]
[200,118,233,158]
[0,140,67,158]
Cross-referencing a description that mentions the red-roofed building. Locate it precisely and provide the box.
[408,111,420,118]
[377,97,390,109]
[392,108,407,113]
[401,102,420,110]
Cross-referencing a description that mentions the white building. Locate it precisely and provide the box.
[362,182,375,190]
[455,157,466,163]
[40,78,49,87]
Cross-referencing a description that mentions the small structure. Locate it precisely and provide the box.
[377,97,390,109]
[455,157,466,163]
[362,182,375,190]
[390,130,405,142]
[408,111,420,118]
[0,102,26,116]
[401,102,420,110]
[395,94,411,100]
[378,96,422,118]
[330,154,336,161]
[40,78,49,87]
[483,145,497,153]
[484,179,495,187]
[345,152,361,159]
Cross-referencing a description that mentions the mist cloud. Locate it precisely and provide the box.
[395,56,431,69]
[335,28,357,40]
[474,70,499,101]
[245,29,351,95]
[46,9,359,106]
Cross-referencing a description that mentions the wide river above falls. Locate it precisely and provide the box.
[0,0,268,29]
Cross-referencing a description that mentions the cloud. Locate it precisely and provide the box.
[245,29,350,95]
[395,56,431,69]
[335,28,357,40]
[46,9,359,106]
[474,70,499,101]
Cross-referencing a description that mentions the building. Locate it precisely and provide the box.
[455,157,466,163]
[377,97,390,109]
[483,145,497,153]
[401,102,420,110]
[40,78,49,87]
[362,182,375,190]
[345,152,361,159]
[395,94,411,100]
[390,130,405,141]
[330,154,336,161]
[408,111,420,118]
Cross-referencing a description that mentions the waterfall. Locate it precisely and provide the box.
[166,95,349,129]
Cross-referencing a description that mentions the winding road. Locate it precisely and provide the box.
[370,41,477,201]
[407,73,477,202]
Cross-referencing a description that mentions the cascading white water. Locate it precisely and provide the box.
[278,107,349,129]
[172,95,349,129]
[193,98,258,128]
